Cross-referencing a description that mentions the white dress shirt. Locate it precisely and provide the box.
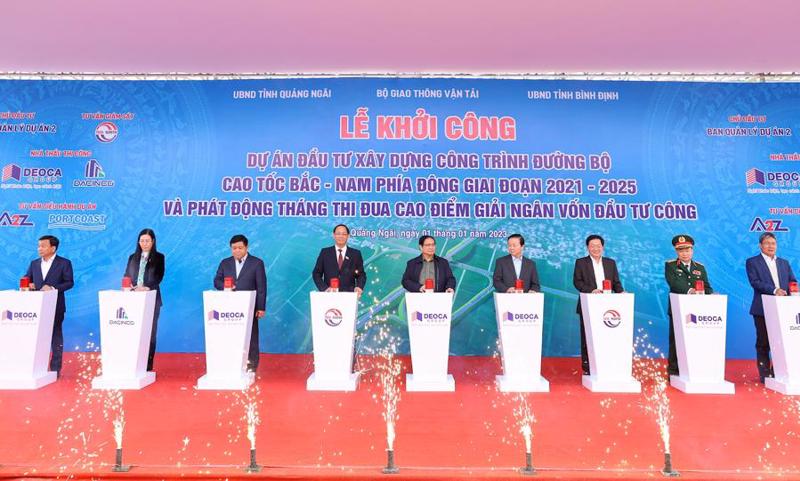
[591,256,606,290]
[236,255,247,278]
[41,255,55,281]
[512,255,523,278]
[762,252,781,294]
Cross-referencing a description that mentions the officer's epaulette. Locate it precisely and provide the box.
[693,260,704,266]
[668,258,679,264]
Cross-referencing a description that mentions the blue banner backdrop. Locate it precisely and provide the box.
[1,78,798,358]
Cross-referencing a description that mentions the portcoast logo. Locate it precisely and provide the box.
[502,311,539,324]
[791,313,800,331]
[48,213,106,231]
[602,310,622,328]
[324,308,343,327]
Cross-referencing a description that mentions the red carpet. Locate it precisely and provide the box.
[0,354,799,480]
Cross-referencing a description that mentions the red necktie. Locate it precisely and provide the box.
[337,249,343,270]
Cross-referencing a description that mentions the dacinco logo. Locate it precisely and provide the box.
[685,313,724,328]
[95,122,119,143]
[206,309,245,324]
[73,159,115,188]
[602,310,622,328]
[109,307,134,326]
[0,310,38,324]
[791,313,800,331]
[411,311,449,324]
[324,308,343,327]
[502,311,539,324]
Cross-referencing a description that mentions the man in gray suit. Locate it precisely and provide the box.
[493,233,541,293]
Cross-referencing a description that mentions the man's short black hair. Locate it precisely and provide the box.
[333,224,350,234]
[419,235,435,247]
[507,233,525,246]
[585,234,604,246]
[230,234,248,246]
[39,235,59,251]
[759,232,777,244]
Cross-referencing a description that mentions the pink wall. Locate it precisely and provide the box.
[2,0,799,74]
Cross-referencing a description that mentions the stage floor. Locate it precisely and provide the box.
[0,354,799,480]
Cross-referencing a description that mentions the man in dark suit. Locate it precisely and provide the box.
[25,235,74,377]
[213,234,267,372]
[572,234,624,375]
[402,235,456,293]
[664,234,713,376]
[312,224,367,294]
[493,233,540,293]
[745,232,797,383]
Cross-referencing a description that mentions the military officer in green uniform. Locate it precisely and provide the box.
[665,235,714,375]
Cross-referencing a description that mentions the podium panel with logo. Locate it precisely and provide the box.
[580,292,641,393]
[0,290,57,389]
[92,290,157,390]
[405,292,455,391]
[307,291,360,391]
[763,295,800,395]
[197,290,256,390]
[669,293,734,394]
[494,292,549,392]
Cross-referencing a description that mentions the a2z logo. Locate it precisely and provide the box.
[0,212,34,227]
[749,217,789,232]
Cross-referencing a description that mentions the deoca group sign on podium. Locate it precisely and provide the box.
[0,290,58,389]
[405,292,455,392]
[494,292,549,392]
[196,290,256,390]
[669,293,734,394]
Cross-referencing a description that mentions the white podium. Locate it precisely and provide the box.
[307,291,360,391]
[405,292,455,391]
[669,293,734,394]
[581,292,641,392]
[763,295,800,395]
[197,290,256,390]
[0,290,57,389]
[92,290,157,390]
[494,292,549,392]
